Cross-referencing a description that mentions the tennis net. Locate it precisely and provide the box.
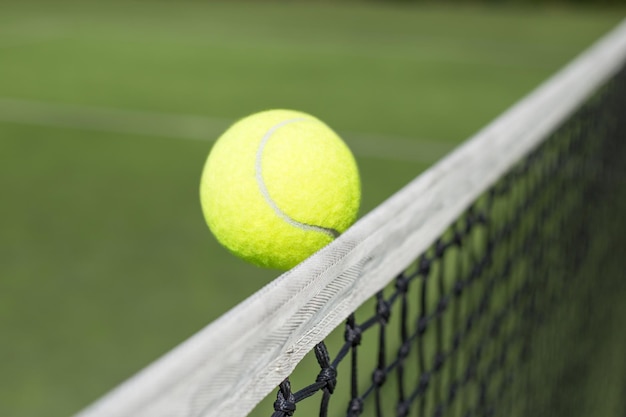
[75,20,626,417]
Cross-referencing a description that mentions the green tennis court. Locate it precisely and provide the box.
[0,2,623,416]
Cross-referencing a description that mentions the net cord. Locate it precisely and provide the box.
[74,19,626,417]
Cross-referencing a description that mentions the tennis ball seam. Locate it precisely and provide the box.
[255,117,341,239]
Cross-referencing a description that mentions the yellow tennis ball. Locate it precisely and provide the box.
[200,109,361,270]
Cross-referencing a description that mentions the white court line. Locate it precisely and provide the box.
[0,37,59,49]
[0,98,231,141]
[0,97,454,163]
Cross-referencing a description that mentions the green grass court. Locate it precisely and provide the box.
[0,2,624,416]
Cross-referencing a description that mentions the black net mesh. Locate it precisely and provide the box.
[269,65,626,417]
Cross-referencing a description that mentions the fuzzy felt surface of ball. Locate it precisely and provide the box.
[200,109,361,270]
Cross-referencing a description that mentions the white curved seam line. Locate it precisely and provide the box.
[255,118,340,238]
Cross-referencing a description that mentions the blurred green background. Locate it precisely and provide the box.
[0,1,624,416]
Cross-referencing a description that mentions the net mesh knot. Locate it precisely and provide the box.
[453,229,464,247]
[448,380,459,404]
[454,280,464,296]
[469,263,482,283]
[437,296,449,314]
[273,379,296,416]
[376,297,391,324]
[372,368,386,387]
[452,333,461,350]
[395,274,409,293]
[398,341,411,360]
[345,320,362,347]
[313,342,337,393]
[417,316,428,336]
[396,401,410,417]
[435,238,446,257]
[434,352,445,371]
[418,256,431,276]
[315,367,337,394]
[347,397,363,417]
[464,207,476,232]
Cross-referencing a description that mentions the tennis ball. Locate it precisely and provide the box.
[200,109,360,270]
